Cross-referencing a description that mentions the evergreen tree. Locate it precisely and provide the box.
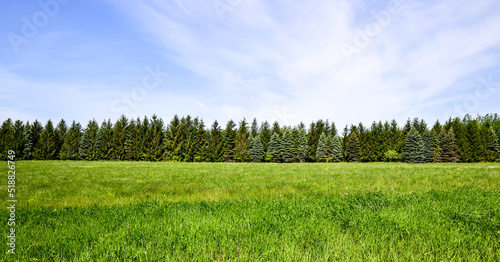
[223,120,236,162]
[315,132,328,162]
[250,118,259,138]
[194,120,207,162]
[11,120,26,160]
[267,133,281,162]
[163,115,183,161]
[55,119,68,159]
[33,120,58,160]
[112,115,129,160]
[298,128,308,163]
[487,126,500,162]
[438,128,458,163]
[463,119,483,162]
[402,126,425,163]
[234,119,250,162]
[125,118,141,161]
[250,135,264,162]
[259,121,271,153]
[79,119,101,160]
[281,130,292,163]
[272,121,282,137]
[331,136,342,162]
[430,129,442,162]
[341,125,349,161]
[150,115,165,161]
[207,120,224,162]
[290,128,300,162]
[99,119,114,160]
[422,129,433,163]
[59,121,82,160]
[0,119,13,160]
[346,133,360,162]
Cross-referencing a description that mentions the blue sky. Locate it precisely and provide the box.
[1,0,500,129]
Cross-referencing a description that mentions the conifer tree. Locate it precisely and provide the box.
[163,115,183,161]
[315,132,328,162]
[463,119,483,162]
[223,120,236,162]
[259,121,271,153]
[79,119,100,160]
[11,120,26,160]
[268,133,281,162]
[0,119,13,160]
[55,119,67,159]
[194,119,207,162]
[59,121,82,160]
[33,120,58,160]
[251,118,259,138]
[23,121,32,160]
[438,128,458,163]
[281,130,292,163]
[99,119,114,160]
[346,133,360,162]
[207,120,224,162]
[298,128,308,163]
[402,126,425,163]
[149,115,165,161]
[234,119,250,162]
[272,121,282,137]
[331,136,342,162]
[290,128,300,162]
[487,126,500,162]
[112,115,129,160]
[422,129,433,163]
[125,118,141,161]
[430,129,442,162]
[250,135,264,162]
[341,125,349,161]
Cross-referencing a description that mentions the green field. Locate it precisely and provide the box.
[2,161,500,261]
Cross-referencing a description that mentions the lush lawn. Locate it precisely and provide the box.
[1,161,499,261]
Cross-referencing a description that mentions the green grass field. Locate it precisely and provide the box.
[2,161,500,261]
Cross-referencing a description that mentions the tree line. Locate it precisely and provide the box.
[0,113,499,163]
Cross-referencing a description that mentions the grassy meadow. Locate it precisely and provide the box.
[1,161,500,261]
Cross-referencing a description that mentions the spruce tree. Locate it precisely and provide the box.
[33,120,58,160]
[112,115,129,160]
[23,121,33,160]
[250,135,264,162]
[194,120,207,162]
[55,119,68,159]
[0,119,13,160]
[315,132,328,162]
[150,115,165,161]
[59,121,82,160]
[430,129,442,162]
[272,121,282,137]
[11,120,26,160]
[259,121,271,153]
[487,126,500,162]
[402,126,425,163]
[251,118,259,138]
[163,115,183,161]
[99,119,114,160]
[463,120,483,162]
[281,130,292,163]
[438,128,458,163]
[346,133,360,162]
[223,120,236,162]
[331,136,342,162]
[298,128,308,163]
[125,118,141,160]
[268,133,281,162]
[234,119,250,162]
[422,129,433,163]
[207,120,224,162]
[79,119,100,160]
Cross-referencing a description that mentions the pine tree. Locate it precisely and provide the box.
[341,125,349,161]
[33,120,58,160]
[207,120,224,162]
[402,126,425,163]
[272,121,282,137]
[163,115,183,161]
[234,119,250,162]
[79,119,100,160]
[430,129,442,162]
[223,120,236,162]
[298,128,308,163]
[99,119,114,160]
[55,119,68,159]
[438,128,458,163]
[290,128,300,162]
[112,115,129,160]
[150,115,165,161]
[251,118,259,138]
[487,126,500,162]
[281,130,292,163]
[422,129,433,163]
[268,133,281,162]
[11,120,26,160]
[0,119,13,160]
[346,133,360,162]
[23,121,33,160]
[125,118,141,161]
[250,135,264,162]
[259,121,271,153]
[331,136,342,162]
[463,120,483,162]
[59,121,82,160]
[194,120,207,162]
[315,132,328,162]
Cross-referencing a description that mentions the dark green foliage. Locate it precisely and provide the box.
[402,127,425,163]
[281,130,292,163]
[307,120,328,162]
[268,133,281,162]
[124,118,141,161]
[315,132,328,162]
[346,133,360,162]
[290,128,300,162]
[272,121,282,137]
[438,128,458,163]
[149,115,165,161]
[194,120,207,162]
[234,119,250,162]
[33,120,58,160]
[55,119,68,159]
[249,135,264,162]
[259,121,271,153]
[0,119,13,160]
[223,120,236,162]
[430,130,441,163]
[11,120,26,160]
[60,121,82,160]
[207,120,224,162]
[298,128,308,163]
[421,130,433,163]
[463,120,483,162]
[331,136,342,162]
[99,119,114,160]
[250,118,259,137]
[163,115,183,161]
[79,119,101,161]
[487,127,500,162]
[112,115,129,160]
